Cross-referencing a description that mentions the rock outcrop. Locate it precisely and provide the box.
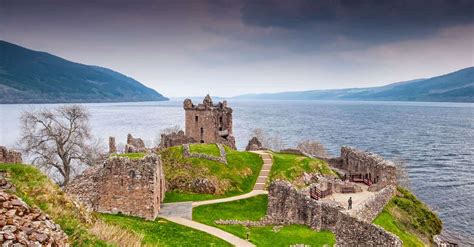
[0,146,22,164]
[245,137,263,151]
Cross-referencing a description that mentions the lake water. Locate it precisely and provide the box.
[1,100,473,245]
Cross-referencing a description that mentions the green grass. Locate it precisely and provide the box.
[161,145,263,202]
[269,153,335,187]
[99,214,231,246]
[374,187,442,246]
[111,152,146,159]
[190,143,221,157]
[374,211,424,247]
[0,163,109,246]
[193,195,336,246]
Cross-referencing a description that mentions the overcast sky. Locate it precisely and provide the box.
[1,0,473,97]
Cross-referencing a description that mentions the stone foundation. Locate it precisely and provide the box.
[183,143,227,164]
[245,137,263,151]
[266,181,402,246]
[65,154,165,220]
[0,146,22,164]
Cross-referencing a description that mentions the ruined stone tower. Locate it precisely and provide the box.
[183,95,236,149]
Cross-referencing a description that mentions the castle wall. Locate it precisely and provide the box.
[340,146,397,191]
[66,154,165,220]
[267,181,402,246]
[0,146,22,164]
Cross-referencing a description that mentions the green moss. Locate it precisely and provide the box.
[161,145,263,202]
[269,153,335,186]
[111,152,146,159]
[190,143,221,157]
[374,187,442,246]
[193,195,336,246]
[99,214,231,246]
[0,163,109,246]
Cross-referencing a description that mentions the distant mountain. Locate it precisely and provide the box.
[234,67,474,103]
[0,41,168,103]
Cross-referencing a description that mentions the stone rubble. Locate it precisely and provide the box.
[0,179,68,246]
[124,134,147,153]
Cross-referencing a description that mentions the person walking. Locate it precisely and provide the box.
[348,197,352,210]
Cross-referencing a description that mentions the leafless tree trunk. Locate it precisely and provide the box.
[19,105,99,186]
[297,140,328,158]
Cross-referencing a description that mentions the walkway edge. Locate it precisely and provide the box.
[162,216,255,247]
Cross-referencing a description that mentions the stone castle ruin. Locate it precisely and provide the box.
[65,154,165,220]
[183,95,236,149]
[216,146,402,246]
[0,146,22,164]
[332,146,397,192]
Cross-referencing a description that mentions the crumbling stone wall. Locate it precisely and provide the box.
[245,137,263,151]
[65,154,165,220]
[267,181,402,246]
[124,134,147,153]
[0,146,22,164]
[160,130,196,149]
[109,137,117,154]
[348,185,396,223]
[0,174,68,246]
[183,95,236,149]
[338,146,397,191]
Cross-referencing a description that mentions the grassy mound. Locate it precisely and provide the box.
[190,143,221,156]
[193,195,336,246]
[99,214,231,246]
[374,187,442,246]
[0,163,108,246]
[161,144,263,202]
[269,153,335,187]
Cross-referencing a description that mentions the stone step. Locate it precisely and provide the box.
[253,183,265,190]
[257,177,267,183]
[260,170,270,176]
[262,164,272,169]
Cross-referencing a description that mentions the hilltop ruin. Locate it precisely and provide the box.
[183,95,236,149]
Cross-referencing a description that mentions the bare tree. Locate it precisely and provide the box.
[249,128,285,151]
[393,158,410,189]
[20,105,97,186]
[297,140,328,158]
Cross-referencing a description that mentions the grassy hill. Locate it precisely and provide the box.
[374,187,442,246]
[269,152,336,188]
[160,144,263,202]
[0,40,168,103]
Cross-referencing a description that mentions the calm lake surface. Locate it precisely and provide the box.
[1,100,473,244]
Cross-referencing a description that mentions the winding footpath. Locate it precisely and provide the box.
[159,150,273,247]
